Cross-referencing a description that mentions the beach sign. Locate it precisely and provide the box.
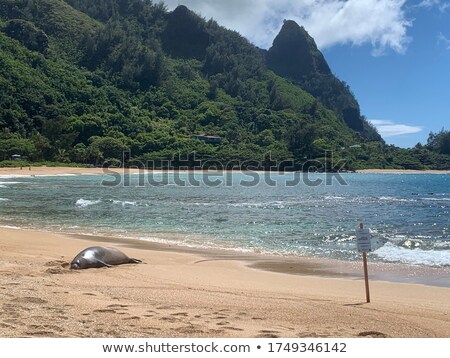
[356,226,372,253]
[356,223,371,303]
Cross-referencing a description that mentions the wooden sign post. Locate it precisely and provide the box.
[356,223,371,303]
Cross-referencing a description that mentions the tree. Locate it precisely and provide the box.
[88,136,128,161]
[288,120,317,159]
[3,19,48,54]
[427,129,450,155]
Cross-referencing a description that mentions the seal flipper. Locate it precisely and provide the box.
[97,260,112,268]
[129,258,142,264]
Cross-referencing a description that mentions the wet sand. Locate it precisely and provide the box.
[0,227,449,338]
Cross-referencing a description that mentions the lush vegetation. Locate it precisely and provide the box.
[0,0,449,170]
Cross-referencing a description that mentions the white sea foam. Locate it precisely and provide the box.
[378,196,415,203]
[136,235,258,254]
[0,198,10,201]
[421,197,450,202]
[75,199,101,208]
[35,174,78,177]
[112,200,137,207]
[0,225,21,229]
[0,181,27,185]
[374,242,450,267]
[0,175,29,179]
[229,201,288,208]
[324,195,346,200]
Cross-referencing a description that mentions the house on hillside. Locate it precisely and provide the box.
[191,134,222,144]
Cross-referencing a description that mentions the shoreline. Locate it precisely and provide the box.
[355,169,450,174]
[1,166,450,177]
[1,227,449,338]
[4,226,450,288]
[50,230,450,288]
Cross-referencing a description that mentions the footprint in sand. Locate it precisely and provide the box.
[216,321,230,326]
[160,316,179,323]
[45,267,67,275]
[257,329,280,337]
[357,331,388,338]
[297,332,329,338]
[223,326,244,331]
[157,305,176,310]
[171,312,189,317]
[25,330,56,336]
[107,304,129,308]
[257,333,280,338]
[44,261,71,274]
[123,316,141,321]
[94,309,116,314]
[12,297,48,304]
[175,326,204,334]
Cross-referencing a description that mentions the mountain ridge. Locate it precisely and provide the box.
[0,0,449,170]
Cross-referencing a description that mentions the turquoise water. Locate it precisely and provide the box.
[0,172,449,267]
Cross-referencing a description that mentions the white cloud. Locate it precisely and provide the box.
[438,32,450,49]
[369,120,423,137]
[162,0,411,54]
[417,0,450,12]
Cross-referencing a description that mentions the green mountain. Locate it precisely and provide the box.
[0,0,449,170]
[265,20,380,140]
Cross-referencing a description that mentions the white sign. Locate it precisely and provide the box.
[356,227,372,253]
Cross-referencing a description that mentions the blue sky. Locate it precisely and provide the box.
[162,1,450,147]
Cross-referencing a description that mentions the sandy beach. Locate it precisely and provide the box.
[1,166,450,177]
[1,166,450,338]
[0,166,141,176]
[356,169,450,174]
[0,227,449,338]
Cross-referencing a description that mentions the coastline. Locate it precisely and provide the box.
[1,166,450,177]
[355,169,450,174]
[1,227,449,338]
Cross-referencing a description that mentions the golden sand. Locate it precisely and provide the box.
[0,227,449,338]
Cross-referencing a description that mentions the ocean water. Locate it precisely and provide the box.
[0,172,449,267]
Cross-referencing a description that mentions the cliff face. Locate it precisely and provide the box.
[162,5,210,60]
[266,20,331,80]
[265,20,381,140]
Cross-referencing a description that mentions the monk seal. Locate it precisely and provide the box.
[70,246,142,269]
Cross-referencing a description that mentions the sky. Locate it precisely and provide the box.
[162,0,450,148]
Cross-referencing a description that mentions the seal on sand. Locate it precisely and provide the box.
[70,246,142,269]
